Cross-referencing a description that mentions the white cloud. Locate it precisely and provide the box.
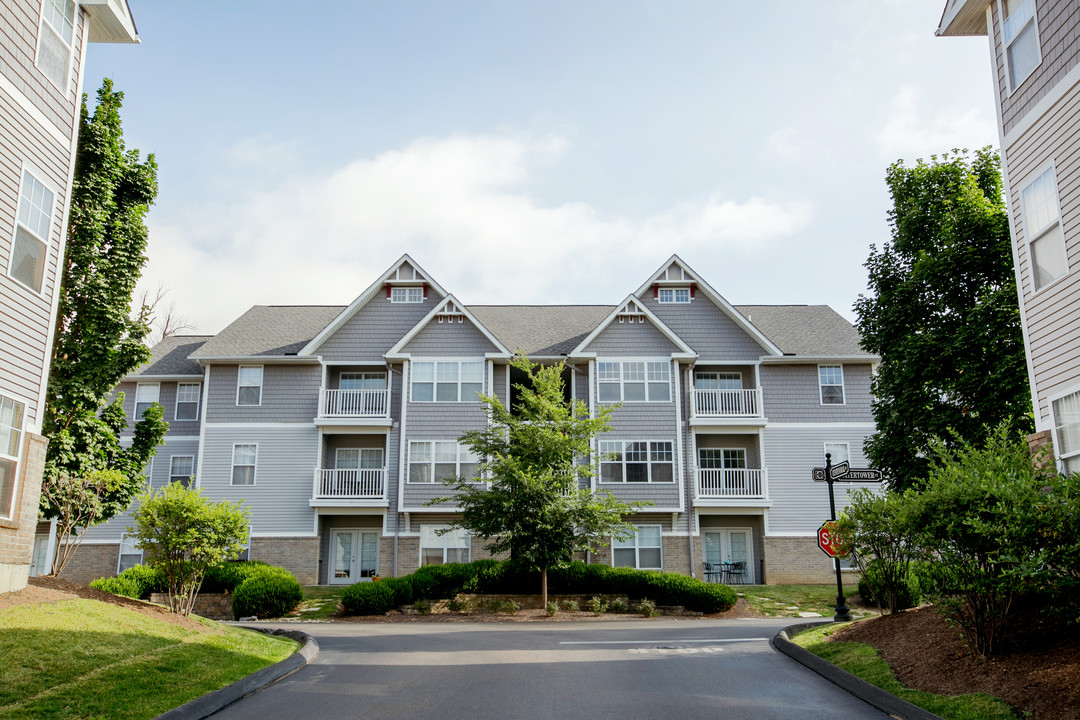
[876,85,998,161]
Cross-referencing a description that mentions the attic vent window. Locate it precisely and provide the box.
[657,287,691,304]
[390,286,424,303]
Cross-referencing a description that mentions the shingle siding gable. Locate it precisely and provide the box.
[641,295,768,361]
[318,294,443,361]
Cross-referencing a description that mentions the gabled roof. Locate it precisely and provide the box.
[569,296,697,358]
[127,335,212,379]
[190,306,344,360]
[935,0,990,37]
[386,295,512,358]
[735,305,875,359]
[635,255,783,357]
[299,254,448,356]
[468,305,614,357]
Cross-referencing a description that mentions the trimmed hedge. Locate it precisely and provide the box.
[90,564,166,599]
[232,570,304,619]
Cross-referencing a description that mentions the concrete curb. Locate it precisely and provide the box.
[153,628,318,720]
[772,621,944,720]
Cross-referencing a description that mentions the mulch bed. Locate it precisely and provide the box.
[832,606,1080,720]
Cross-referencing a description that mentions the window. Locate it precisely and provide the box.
[824,442,850,464]
[613,525,662,569]
[237,366,263,406]
[819,366,845,405]
[175,383,200,421]
[340,372,386,390]
[1001,0,1040,91]
[657,287,691,304]
[420,525,470,565]
[598,361,670,402]
[599,441,674,483]
[169,456,194,487]
[36,0,74,89]
[408,441,479,483]
[1022,167,1068,290]
[231,444,257,486]
[695,372,741,390]
[699,447,747,471]
[390,286,424,303]
[0,395,25,520]
[134,383,160,421]
[118,534,142,573]
[411,361,483,402]
[1053,390,1080,474]
[10,170,55,292]
[336,447,384,470]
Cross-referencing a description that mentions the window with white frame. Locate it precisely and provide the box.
[824,442,850,465]
[143,457,153,482]
[657,287,691,304]
[340,372,386,390]
[336,447,384,471]
[118,534,143,573]
[698,447,747,471]
[408,441,479,483]
[599,441,674,483]
[598,361,670,402]
[411,360,483,402]
[420,525,470,565]
[10,170,55,292]
[390,286,424,303]
[175,383,200,421]
[1000,0,1040,91]
[818,366,845,405]
[0,395,25,520]
[613,525,662,569]
[169,456,194,487]
[134,383,160,421]
[1022,167,1068,291]
[231,444,257,486]
[695,371,741,389]
[1052,390,1080,474]
[237,366,263,406]
[36,0,75,89]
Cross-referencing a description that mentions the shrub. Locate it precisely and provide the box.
[342,581,397,615]
[448,595,475,614]
[90,564,165,600]
[857,559,920,613]
[561,599,579,612]
[413,598,432,614]
[90,574,140,599]
[232,569,303,619]
[497,599,520,614]
[837,488,921,615]
[203,560,271,593]
[609,598,629,614]
[586,596,608,614]
[638,599,658,618]
[545,600,559,616]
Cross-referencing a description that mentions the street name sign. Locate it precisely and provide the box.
[812,465,883,482]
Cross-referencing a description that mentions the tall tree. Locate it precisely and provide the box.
[40,79,168,573]
[434,356,646,606]
[854,148,1032,491]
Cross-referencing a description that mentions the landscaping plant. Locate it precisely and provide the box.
[837,488,922,613]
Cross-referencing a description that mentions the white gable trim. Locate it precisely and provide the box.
[298,254,449,356]
[385,294,512,359]
[568,295,697,359]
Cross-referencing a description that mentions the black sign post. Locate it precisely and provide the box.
[823,453,851,622]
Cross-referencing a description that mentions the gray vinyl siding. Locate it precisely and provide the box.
[401,318,499,356]
[759,364,874,423]
[318,293,442,361]
[597,402,682,509]
[492,363,508,405]
[401,400,487,509]
[205,363,321,423]
[640,295,768,361]
[115,380,203,435]
[582,320,679,356]
[695,433,761,468]
[200,425,319,537]
[762,425,875,536]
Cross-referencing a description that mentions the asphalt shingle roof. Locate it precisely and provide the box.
[468,305,614,356]
[131,335,212,376]
[734,305,872,357]
[190,306,345,358]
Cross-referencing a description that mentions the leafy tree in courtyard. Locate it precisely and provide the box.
[854,148,1031,491]
[433,356,647,606]
[40,79,167,574]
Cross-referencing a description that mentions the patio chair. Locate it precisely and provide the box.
[703,562,722,583]
[727,561,747,584]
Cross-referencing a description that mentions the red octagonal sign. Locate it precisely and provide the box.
[817,520,847,558]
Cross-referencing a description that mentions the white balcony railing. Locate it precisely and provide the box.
[314,468,386,499]
[697,468,765,499]
[692,388,762,418]
[319,388,390,418]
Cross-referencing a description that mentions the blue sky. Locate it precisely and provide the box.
[85,1,998,334]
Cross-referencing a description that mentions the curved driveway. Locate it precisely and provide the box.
[211,618,888,720]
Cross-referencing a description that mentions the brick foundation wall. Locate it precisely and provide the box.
[662,535,693,576]
[149,592,232,621]
[1027,430,1054,469]
[251,537,319,586]
[0,433,48,593]
[58,543,119,585]
[762,536,846,584]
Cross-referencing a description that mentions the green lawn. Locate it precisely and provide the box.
[288,585,347,620]
[737,584,876,618]
[791,624,1017,720]
[0,598,296,720]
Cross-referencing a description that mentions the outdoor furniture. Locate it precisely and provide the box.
[703,562,723,583]
[727,561,747,584]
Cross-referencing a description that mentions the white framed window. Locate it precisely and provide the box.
[169,456,194,487]
[340,372,386,390]
[175,383,201,421]
[698,447,747,470]
[420,525,470,566]
[695,371,741,389]
[36,0,75,90]
[1000,0,1041,92]
[408,441,479,483]
[1052,389,1080,475]
[231,444,257,486]
[390,286,424,303]
[818,366,845,405]
[9,169,55,293]
[143,457,153,482]
[237,366,263,406]
[336,447,384,470]
[824,442,850,465]
[597,360,670,402]
[411,360,483,402]
[657,287,691,304]
[599,441,674,483]
[134,383,160,420]
[118,534,143,574]
[1022,166,1068,291]
[613,525,662,570]
[0,395,26,520]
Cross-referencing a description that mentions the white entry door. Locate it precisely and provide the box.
[703,528,754,583]
[329,530,379,585]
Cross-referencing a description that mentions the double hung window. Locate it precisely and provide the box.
[1001,0,1040,91]
[698,447,746,471]
[175,383,200,421]
[818,366,845,405]
[390,286,424,303]
[657,287,690,304]
[169,456,194,487]
[599,440,674,483]
[695,372,741,390]
[1022,167,1068,291]
[336,448,384,471]
[824,442,850,464]
[613,525,662,569]
[598,361,670,402]
[408,441,479,483]
[237,366,263,406]
[118,534,143,573]
[420,525,470,565]
[134,383,160,420]
[1053,390,1080,474]
[411,361,483,402]
[0,395,25,520]
[10,170,54,292]
[36,0,74,89]
[231,444,257,486]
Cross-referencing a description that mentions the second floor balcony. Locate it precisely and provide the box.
[317,388,391,422]
[691,388,763,420]
[311,468,388,507]
[696,468,768,502]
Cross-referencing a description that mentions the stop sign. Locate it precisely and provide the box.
[817,521,847,558]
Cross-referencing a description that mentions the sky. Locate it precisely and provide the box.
[83,1,999,335]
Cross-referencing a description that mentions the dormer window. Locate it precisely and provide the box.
[657,287,691,304]
[390,286,424,303]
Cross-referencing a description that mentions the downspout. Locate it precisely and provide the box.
[394,360,410,578]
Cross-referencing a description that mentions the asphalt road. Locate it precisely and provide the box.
[210,618,889,720]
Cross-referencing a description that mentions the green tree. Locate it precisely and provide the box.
[40,79,167,574]
[854,148,1031,491]
[837,489,922,614]
[131,483,249,616]
[433,356,647,606]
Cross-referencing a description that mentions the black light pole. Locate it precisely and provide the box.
[825,453,851,622]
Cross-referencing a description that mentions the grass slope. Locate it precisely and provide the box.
[0,598,296,720]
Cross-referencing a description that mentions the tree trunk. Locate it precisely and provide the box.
[541,567,548,608]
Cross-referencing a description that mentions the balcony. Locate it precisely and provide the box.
[692,388,762,419]
[310,468,388,507]
[316,388,392,428]
[696,468,769,503]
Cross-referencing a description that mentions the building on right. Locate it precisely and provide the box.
[937,1,1080,471]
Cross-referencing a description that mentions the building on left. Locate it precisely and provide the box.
[0,0,139,593]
